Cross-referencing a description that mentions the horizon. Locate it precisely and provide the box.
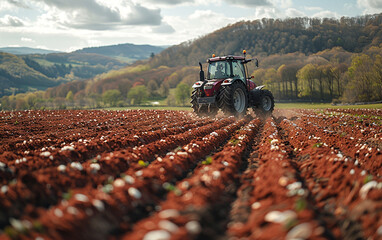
[0,0,381,52]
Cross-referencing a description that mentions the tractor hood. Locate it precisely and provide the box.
[203,79,224,97]
[192,79,225,97]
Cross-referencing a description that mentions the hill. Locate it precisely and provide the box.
[0,51,128,97]
[0,47,60,55]
[0,52,59,96]
[74,43,165,63]
[0,43,167,97]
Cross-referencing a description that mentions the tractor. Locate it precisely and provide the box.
[191,50,274,117]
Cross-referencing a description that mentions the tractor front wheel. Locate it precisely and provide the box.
[253,89,274,117]
[191,89,217,117]
[218,81,248,117]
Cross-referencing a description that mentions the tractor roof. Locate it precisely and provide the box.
[207,55,245,63]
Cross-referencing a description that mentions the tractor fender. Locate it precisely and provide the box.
[192,81,205,89]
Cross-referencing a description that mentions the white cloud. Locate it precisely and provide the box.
[253,6,280,19]
[304,6,324,12]
[357,0,382,14]
[224,0,272,7]
[142,0,194,6]
[152,22,175,34]
[312,10,339,19]
[285,8,306,18]
[6,0,30,8]
[21,37,35,42]
[0,15,25,27]
[28,0,162,30]
[162,10,239,44]
[36,45,49,49]
[273,0,293,8]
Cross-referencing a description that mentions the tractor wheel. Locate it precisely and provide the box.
[218,81,248,117]
[191,89,215,117]
[253,89,274,117]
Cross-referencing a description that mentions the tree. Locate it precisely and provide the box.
[159,81,170,97]
[297,64,319,100]
[175,83,191,106]
[102,89,122,106]
[66,90,74,101]
[127,85,148,105]
[343,54,381,102]
[263,68,280,99]
[147,80,159,98]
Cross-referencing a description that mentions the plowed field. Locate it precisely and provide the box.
[0,109,381,240]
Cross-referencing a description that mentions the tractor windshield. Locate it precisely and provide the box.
[232,61,245,81]
[207,61,231,80]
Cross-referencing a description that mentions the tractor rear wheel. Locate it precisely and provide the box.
[218,81,248,117]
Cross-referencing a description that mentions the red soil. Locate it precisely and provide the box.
[0,109,381,240]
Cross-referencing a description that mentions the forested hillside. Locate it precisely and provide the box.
[0,52,59,96]
[2,14,382,110]
[150,14,382,68]
[0,43,165,98]
[0,52,126,97]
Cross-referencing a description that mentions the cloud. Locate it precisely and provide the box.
[123,4,162,25]
[6,0,30,8]
[30,0,162,30]
[253,6,280,19]
[223,0,272,7]
[143,0,194,5]
[304,6,323,12]
[273,0,292,8]
[152,22,175,34]
[0,15,25,27]
[285,8,306,18]
[21,37,35,42]
[357,0,382,14]
[312,10,339,19]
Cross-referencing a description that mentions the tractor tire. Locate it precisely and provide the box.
[218,81,248,117]
[253,89,274,117]
[191,89,216,117]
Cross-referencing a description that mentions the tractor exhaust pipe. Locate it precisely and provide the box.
[199,62,205,82]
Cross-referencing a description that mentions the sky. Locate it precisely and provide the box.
[0,0,381,52]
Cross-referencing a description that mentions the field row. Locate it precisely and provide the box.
[0,109,381,239]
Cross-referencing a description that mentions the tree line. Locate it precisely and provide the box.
[252,46,382,103]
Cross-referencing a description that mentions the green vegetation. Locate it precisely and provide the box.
[175,83,192,106]
[127,85,148,105]
[202,156,213,165]
[103,89,122,107]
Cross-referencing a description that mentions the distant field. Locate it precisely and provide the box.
[275,102,382,109]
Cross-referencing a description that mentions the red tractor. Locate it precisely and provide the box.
[191,51,274,117]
